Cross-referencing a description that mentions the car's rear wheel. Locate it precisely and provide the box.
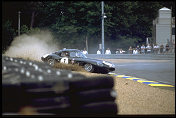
[84,63,94,72]
[48,59,55,66]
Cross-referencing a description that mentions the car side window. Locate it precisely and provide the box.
[61,51,69,57]
[70,52,76,57]
[55,52,61,56]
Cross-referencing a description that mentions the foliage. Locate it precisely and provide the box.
[20,25,29,34]
[2,20,16,52]
[2,1,175,53]
[19,25,41,34]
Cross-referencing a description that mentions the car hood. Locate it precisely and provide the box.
[74,57,112,65]
[83,58,115,68]
[83,58,103,63]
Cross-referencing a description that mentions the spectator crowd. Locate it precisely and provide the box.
[82,39,175,55]
[126,42,175,54]
[104,39,175,55]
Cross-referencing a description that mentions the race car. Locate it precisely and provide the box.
[41,49,115,74]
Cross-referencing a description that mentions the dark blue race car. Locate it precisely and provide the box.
[41,49,115,74]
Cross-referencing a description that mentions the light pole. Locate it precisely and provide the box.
[101,1,104,54]
[18,11,21,36]
[101,1,107,54]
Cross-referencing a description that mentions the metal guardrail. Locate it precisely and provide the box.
[86,54,175,60]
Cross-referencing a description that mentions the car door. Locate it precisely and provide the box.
[59,51,70,64]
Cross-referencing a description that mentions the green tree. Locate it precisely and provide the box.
[2,1,175,53]
[2,20,16,52]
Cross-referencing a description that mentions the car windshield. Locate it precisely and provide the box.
[70,51,87,58]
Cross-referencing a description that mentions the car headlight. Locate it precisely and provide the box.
[42,54,49,58]
[103,61,115,68]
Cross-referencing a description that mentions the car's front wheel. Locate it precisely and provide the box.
[84,63,94,73]
[48,59,55,66]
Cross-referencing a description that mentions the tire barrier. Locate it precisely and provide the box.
[70,89,117,106]
[2,56,118,116]
[75,101,118,116]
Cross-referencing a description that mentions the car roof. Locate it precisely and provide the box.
[59,49,80,52]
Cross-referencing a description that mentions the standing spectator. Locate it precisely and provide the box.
[146,44,152,54]
[119,49,125,54]
[128,46,133,54]
[156,44,160,54]
[133,48,138,54]
[165,43,170,54]
[173,40,175,53]
[168,39,172,53]
[153,44,156,54]
[160,44,164,54]
[83,48,88,55]
[97,49,101,54]
[105,48,111,54]
[169,39,174,53]
[153,44,160,54]
[115,49,120,54]
[141,44,145,54]
[136,45,141,54]
[151,44,153,53]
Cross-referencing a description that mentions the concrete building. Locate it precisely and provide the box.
[152,7,175,47]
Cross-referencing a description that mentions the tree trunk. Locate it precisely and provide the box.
[86,35,88,53]
[30,11,35,29]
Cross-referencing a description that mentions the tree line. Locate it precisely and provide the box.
[2,1,175,53]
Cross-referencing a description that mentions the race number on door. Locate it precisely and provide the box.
[60,57,69,64]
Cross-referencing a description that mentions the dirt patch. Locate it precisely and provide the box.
[54,63,86,72]
[74,71,107,77]
[114,77,175,115]
[76,72,175,115]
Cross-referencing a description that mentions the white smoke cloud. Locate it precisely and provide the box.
[4,30,60,61]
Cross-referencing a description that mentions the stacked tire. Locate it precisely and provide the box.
[2,56,118,116]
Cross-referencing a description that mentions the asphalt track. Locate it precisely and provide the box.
[112,59,175,86]
[87,54,175,90]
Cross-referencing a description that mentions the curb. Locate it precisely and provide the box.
[108,73,175,88]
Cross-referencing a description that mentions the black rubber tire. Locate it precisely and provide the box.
[2,85,28,113]
[73,101,118,116]
[47,58,55,66]
[20,74,114,94]
[84,63,94,72]
[67,75,114,92]
[35,101,118,116]
[2,56,71,113]
[70,89,117,106]
[34,105,72,115]
[2,56,114,92]
[30,96,70,108]
[2,56,117,115]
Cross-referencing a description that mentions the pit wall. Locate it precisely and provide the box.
[86,54,175,60]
